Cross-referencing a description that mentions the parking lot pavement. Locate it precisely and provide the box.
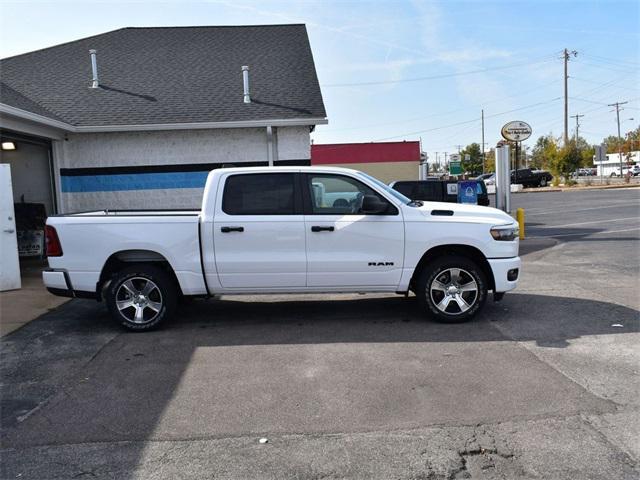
[1,189,639,479]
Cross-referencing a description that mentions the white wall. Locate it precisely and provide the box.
[55,126,311,211]
[595,151,639,176]
[277,126,310,161]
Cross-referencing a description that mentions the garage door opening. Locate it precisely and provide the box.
[0,130,56,290]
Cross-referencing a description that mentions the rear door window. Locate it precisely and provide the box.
[222,173,297,215]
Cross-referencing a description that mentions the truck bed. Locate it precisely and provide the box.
[52,209,200,217]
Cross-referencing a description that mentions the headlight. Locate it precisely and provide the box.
[490,225,519,241]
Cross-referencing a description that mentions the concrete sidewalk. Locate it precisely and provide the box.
[0,260,69,336]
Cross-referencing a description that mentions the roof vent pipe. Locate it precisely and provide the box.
[89,49,99,89]
[242,65,250,103]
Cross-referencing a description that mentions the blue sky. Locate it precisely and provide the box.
[1,0,638,160]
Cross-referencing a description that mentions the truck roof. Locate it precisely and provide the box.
[208,165,362,175]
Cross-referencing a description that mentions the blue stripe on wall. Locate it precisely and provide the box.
[61,171,210,192]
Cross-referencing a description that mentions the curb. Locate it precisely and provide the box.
[518,184,640,194]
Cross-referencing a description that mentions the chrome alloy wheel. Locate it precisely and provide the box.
[115,277,163,324]
[429,268,479,315]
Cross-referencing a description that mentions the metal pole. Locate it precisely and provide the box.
[600,145,604,184]
[563,49,568,145]
[481,109,485,174]
[616,106,623,176]
[495,145,511,213]
[513,142,520,183]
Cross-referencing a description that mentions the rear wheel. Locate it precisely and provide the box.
[105,265,177,331]
[416,255,488,323]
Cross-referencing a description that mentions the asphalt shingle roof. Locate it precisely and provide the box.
[0,25,326,127]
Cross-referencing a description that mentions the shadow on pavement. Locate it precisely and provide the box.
[1,292,637,478]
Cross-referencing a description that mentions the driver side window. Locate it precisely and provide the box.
[308,174,388,214]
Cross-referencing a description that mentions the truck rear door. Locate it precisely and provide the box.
[213,172,306,289]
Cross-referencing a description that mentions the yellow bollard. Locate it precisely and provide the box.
[516,208,525,240]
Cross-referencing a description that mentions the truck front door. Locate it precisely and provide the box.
[213,172,306,289]
[303,173,404,288]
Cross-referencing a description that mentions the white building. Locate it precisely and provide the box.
[0,25,327,214]
[595,151,640,176]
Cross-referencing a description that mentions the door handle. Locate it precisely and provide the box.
[311,226,335,232]
[221,226,244,233]
[3,229,15,234]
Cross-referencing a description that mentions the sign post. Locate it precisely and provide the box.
[501,121,532,185]
[495,144,511,213]
[595,143,606,183]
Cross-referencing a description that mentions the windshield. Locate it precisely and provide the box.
[356,171,412,204]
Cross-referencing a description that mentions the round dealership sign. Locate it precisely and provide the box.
[501,121,532,142]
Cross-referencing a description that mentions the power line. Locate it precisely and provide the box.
[320,79,560,134]
[375,97,562,141]
[322,56,556,87]
[580,52,640,68]
[575,60,639,74]
[571,77,640,94]
[570,97,609,106]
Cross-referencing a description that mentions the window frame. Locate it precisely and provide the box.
[301,173,399,216]
[221,172,303,216]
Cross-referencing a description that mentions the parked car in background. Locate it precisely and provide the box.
[390,179,490,206]
[630,165,640,176]
[511,168,553,188]
[571,168,594,178]
[44,166,520,330]
[609,166,631,177]
[476,173,495,186]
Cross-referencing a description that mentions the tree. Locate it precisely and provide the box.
[603,135,623,154]
[460,142,483,175]
[530,134,557,170]
[622,125,640,161]
[484,148,495,172]
[549,140,581,178]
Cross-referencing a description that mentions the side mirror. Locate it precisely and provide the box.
[360,194,388,214]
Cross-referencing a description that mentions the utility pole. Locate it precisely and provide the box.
[608,101,628,176]
[563,48,578,145]
[481,109,485,174]
[570,113,584,141]
[455,145,462,153]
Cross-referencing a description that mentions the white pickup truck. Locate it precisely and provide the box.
[44,166,521,331]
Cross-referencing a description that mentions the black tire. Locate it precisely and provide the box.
[416,255,488,323]
[105,264,177,331]
[539,177,548,187]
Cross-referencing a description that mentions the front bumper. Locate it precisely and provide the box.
[487,256,521,293]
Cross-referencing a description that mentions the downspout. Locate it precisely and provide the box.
[266,126,277,167]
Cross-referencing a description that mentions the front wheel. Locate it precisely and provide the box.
[416,255,488,323]
[105,264,177,331]
[539,177,548,187]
